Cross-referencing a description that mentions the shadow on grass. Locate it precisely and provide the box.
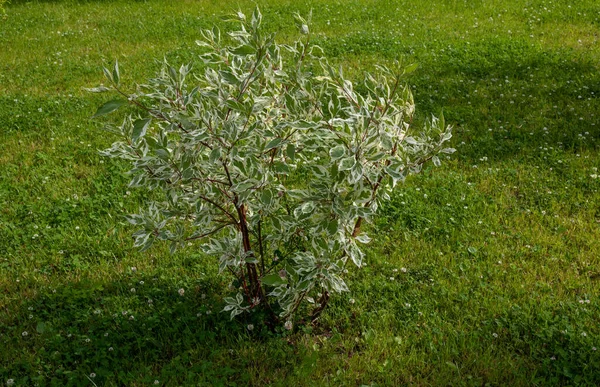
[0,275,301,385]
[318,34,600,161]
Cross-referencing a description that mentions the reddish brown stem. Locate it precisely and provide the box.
[310,291,330,322]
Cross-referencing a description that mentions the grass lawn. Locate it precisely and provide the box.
[1,0,600,385]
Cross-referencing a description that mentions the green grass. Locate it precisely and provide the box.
[1,0,600,385]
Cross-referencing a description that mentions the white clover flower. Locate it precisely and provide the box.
[401,267,407,273]
[178,288,185,296]
[22,331,28,337]
[6,379,15,386]
[154,381,160,385]
[131,266,137,272]
[492,333,498,338]
[89,373,96,378]
[349,298,355,304]
[108,347,113,351]
[247,324,254,331]
[130,288,136,293]
[284,320,293,330]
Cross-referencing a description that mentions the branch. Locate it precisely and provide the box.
[185,222,233,241]
[197,194,238,225]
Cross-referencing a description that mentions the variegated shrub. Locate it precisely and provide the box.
[93,9,454,326]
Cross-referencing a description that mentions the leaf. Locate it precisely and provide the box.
[231,45,256,56]
[404,63,419,75]
[102,66,113,83]
[132,118,151,143]
[302,201,315,214]
[348,163,363,184]
[404,136,418,145]
[328,273,349,293]
[432,155,441,167]
[209,148,221,163]
[296,278,312,292]
[326,220,338,235]
[273,162,290,174]
[155,148,170,160]
[260,190,273,206]
[84,86,110,93]
[220,70,240,85]
[355,234,371,244]
[262,273,287,286]
[286,143,295,161]
[329,145,345,160]
[92,99,126,117]
[113,60,120,85]
[245,254,259,264]
[169,241,178,254]
[441,147,456,154]
[225,99,247,112]
[265,137,282,150]
[251,7,262,29]
[467,246,478,256]
[338,157,355,171]
[231,181,255,193]
[347,243,364,267]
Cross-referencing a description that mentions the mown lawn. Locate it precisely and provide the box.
[1,0,599,385]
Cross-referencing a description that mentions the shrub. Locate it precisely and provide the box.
[92,8,454,327]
